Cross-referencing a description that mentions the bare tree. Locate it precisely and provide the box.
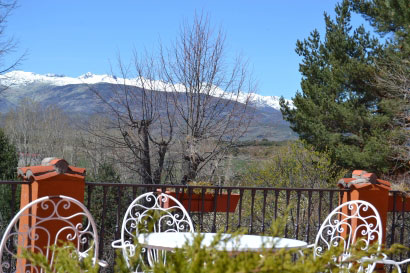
[76,114,120,179]
[0,0,25,93]
[3,98,74,166]
[160,14,255,183]
[91,14,255,184]
[90,53,174,184]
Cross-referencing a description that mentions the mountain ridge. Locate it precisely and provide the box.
[0,71,297,141]
[0,71,293,111]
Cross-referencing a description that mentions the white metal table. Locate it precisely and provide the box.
[137,232,307,252]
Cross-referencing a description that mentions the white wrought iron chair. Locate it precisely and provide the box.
[311,200,383,272]
[0,195,106,273]
[373,258,410,273]
[111,192,194,271]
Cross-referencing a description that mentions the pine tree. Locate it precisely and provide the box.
[350,0,409,55]
[280,0,396,174]
[350,0,409,173]
[0,128,18,230]
[0,128,17,179]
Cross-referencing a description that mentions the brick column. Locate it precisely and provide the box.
[338,170,391,272]
[16,157,86,272]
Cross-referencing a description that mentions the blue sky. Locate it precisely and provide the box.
[5,0,372,99]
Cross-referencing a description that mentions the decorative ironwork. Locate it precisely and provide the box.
[374,256,410,273]
[111,192,194,270]
[313,200,383,272]
[0,195,100,273]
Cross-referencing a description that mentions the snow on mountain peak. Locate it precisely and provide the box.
[0,70,119,86]
[79,72,94,79]
[0,71,293,110]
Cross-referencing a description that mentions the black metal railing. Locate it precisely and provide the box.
[0,180,29,236]
[387,191,410,272]
[0,180,409,272]
[82,182,348,265]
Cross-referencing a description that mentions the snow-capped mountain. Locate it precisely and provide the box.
[0,71,121,86]
[0,71,296,141]
[0,71,293,111]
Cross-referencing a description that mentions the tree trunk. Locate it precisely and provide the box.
[181,154,202,184]
[138,121,152,184]
[153,143,167,184]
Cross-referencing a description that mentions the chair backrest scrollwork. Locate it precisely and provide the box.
[314,200,382,272]
[116,192,194,269]
[0,195,99,273]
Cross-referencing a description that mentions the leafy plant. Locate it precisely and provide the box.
[22,234,406,273]
[240,140,345,189]
[22,243,100,273]
[21,218,408,273]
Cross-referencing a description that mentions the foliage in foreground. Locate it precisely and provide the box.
[22,244,99,273]
[142,239,401,273]
[22,235,407,273]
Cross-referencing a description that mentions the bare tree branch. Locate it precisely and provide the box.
[0,0,26,94]
[160,13,256,183]
[90,13,256,185]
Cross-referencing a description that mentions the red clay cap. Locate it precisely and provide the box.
[17,157,86,181]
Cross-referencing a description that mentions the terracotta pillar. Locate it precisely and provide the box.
[16,157,86,272]
[338,170,391,272]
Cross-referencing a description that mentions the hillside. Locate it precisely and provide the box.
[0,71,297,141]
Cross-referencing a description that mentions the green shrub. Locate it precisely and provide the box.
[239,140,346,188]
[22,243,99,273]
[0,128,17,180]
[22,234,406,273]
[0,128,19,233]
